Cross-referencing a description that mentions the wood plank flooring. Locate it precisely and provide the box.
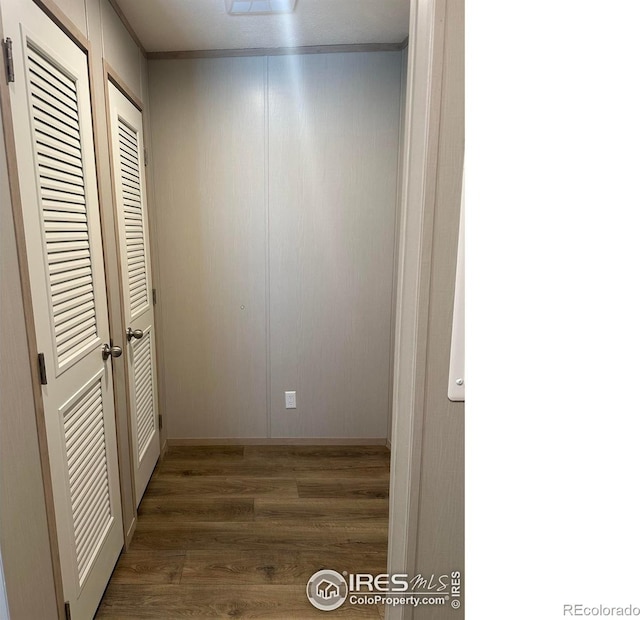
[96,445,390,619]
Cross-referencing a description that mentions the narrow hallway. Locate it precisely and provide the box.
[96,445,390,618]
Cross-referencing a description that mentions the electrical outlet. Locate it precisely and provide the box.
[285,391,296,409]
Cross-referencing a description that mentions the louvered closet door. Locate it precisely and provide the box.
[107,82,160,506]
[1,1,123,618]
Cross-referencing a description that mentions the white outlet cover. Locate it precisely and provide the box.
[285,391,296,409]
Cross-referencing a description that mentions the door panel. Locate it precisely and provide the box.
[26,43,101,374]
[117,117,150,319]
[61,370,114,585]
[1,1,124,618]
[131,327,158,463]
[107,82,160,506]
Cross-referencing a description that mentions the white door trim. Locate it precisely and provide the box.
[387,0,448,617]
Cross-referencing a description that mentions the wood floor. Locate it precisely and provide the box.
[96,445,390,619]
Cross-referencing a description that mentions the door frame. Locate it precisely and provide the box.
[387,0,464,618]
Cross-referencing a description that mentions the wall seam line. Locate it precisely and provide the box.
[264,55,272,439]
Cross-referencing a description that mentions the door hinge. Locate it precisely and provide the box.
[158,414,163,430]
[2,38,15,84]
[144,147,148,167]
[152,288,157,305]
[37,353,48,385]
[64,601,71,620]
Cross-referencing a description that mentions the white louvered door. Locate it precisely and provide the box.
[1,1,123,618]
[107,82,160,506]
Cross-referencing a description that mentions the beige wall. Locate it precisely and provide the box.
[148,52,403,440]
[388,44,408,444]
[32,0,145,99]
[149,56,269,439]
[413,1,464,615]
[268,52,401,439]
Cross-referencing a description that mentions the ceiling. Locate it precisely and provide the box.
[115,0,410,53]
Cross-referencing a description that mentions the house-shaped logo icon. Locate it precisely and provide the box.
[316,579,340,600]
[306,569,348,611]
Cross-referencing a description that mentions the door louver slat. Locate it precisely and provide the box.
[132,332,155,461]
[54,297,94,325]
[62,377,113,586]
[28,69,78,110]
[38,152,83,178]
[28,50,77,97]
[37,142,83,169]
[27,45,99,369]
[116,118,149,317]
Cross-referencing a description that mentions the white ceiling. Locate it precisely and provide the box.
[115,0,410,53]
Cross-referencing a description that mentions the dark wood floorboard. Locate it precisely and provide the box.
[129,521,387,553]
[145,476,300,499]
[163,445,245,459]
[96,445,390,618]
[97,585,382,618]
[157,459,390,479]
[108,551,186,585]
[296,478,390,499]
[138,497,255,522]
[253,498,389,523]
[180,550,387,586]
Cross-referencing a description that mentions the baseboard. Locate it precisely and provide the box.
[386,438,392,450]
[124,515,137,550]
[160,437,169,459]
[167,437,388,446]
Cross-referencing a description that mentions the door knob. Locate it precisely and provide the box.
[102,343,123,360]
[126,327,144,342]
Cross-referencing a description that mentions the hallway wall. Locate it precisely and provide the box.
[148,51,404,440]
[413,0,464,614]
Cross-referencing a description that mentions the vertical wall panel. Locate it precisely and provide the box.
[140,52,168,450]
[50,0,87,36]
[388,45,409,443]
[268,52,401,438]
[149,58,268,438]
[414,0,465,613]
[100,0,142,100]
[149,52,401,440]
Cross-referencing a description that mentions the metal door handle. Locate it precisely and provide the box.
[126,327,144,342]
[102,343,123,360]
